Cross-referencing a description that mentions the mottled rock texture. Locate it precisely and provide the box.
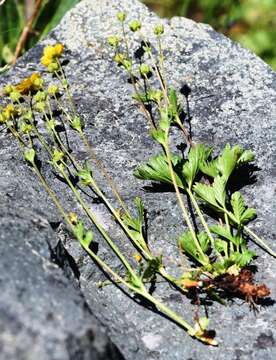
[0,0,276,359]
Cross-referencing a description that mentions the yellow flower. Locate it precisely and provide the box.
[41,44,64,67]
[133,253,142,263]
[43,45,56,58]
[41,55,52,67]
[54,43,64,57]
[68,212,78,225]
[4,104,16,119]
[15,73,42,95]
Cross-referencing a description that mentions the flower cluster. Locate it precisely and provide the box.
[40,43,64,72]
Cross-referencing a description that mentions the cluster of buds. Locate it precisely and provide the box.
[0,103,17,124]
[40,44,64,72]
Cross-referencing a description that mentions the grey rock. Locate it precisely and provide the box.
[0,0,276,359]
[0,204,124,360]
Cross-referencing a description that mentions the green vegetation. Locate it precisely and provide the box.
[142,0,276,69]
[0,0,80,68]
[0,12,274,345]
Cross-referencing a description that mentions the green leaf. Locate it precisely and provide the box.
[198,232,209,253]
[134,153,184,188]
[73,221,93,247]
[149,129,166,144]
[210,224,234,242]
[216,144,239,181]
[229,250,255,267]
[230,191,257,224]
[230,191,245,223]
[77,162,93,186]
[212,176,226,207]
[241,208,257,224]
[237,150,255,163]
[182,144,206,188]
[178,231,209,265]
[193,182,219,208]
[199,159,218,178]
[168,87,179,120]
[214,238,228,255]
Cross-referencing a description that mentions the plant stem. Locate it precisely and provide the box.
[187,188,223,261]
[163,140,208,264]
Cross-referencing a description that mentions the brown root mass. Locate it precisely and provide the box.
[213,268,270,306]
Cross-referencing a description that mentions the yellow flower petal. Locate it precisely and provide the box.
[54,43,64,57]
[43,45,56,58]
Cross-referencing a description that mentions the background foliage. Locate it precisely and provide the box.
[142,0,276,70]
[0,0,275,70]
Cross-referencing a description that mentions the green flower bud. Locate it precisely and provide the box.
[9,91,22,102]
[52,149,64,164]
[20,121,33,134]
[153,23,164,36]
[34,91,46,103]
[32,77,44,89]
[117,11,126,22]
[107,35,120,48]
[34,101,46,113]
[114,53,125,64]
[47,84,59,96]
[139,63,151,77]
[24,148,36,165]
[3,84,14,95]
[47,62,59,73]
[62,79,68,88]
[129,19,141,32]
[23,110,33,121]
[122,59,132,71]
[47,119,57,131]
[70,116,83,133]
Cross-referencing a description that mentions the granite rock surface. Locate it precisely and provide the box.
[0,0,276,359]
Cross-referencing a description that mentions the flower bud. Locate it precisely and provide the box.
[139,63,150,77]
[3,84,14,95]
[114,53,125,64]
[117,11,126,22]
[47,62,59,73]
[34,101,46,113]
[129,19,141,32]
[33,91,46,103]
[153,23,164,36]
[107,35,120,48]
[9,91,21,102]
[47,84,59,96]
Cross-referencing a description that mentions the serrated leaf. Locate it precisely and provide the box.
[212,176,226,207]
[241,208,257,224]
[182,144,206,188]
[230,191,245,223]
[150,128,166,144]
[134,153,184,188]
[199,159,218,178]
[193,182,219,208]
[198,232,209,253]
[229,250,255,267]
[237,150,255,163]
[214,238,228,255]
[178,231,209,265]
[216,144,238,181]
[210,224,236,243]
